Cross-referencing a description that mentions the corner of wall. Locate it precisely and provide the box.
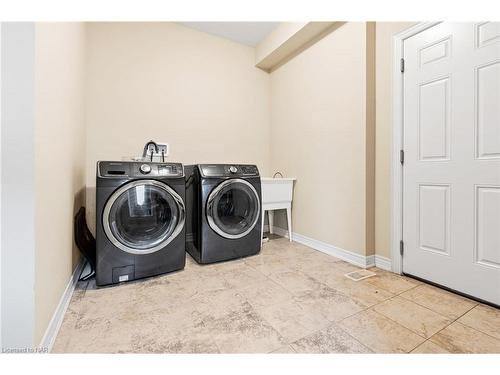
[33,22,88,346]
[365,22,376,256]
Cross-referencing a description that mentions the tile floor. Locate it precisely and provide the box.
[53,237,500,353]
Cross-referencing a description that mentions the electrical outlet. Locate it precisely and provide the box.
[156,143,169,157]
[141,141,170,162]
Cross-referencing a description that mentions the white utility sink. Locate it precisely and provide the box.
[260,177,296,242]
[261,177,296,204]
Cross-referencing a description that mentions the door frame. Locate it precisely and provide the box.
[390,22,442,274]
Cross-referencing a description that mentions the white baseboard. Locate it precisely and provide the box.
[263,224,288,238]
[374,255,392,271]
[293,232,374,269]
[264,225,392,271]
[40,257,85,352]
[366,255,376,268]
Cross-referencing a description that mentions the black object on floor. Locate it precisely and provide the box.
[74,207,96,281]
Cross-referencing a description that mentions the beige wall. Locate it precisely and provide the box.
[255,22,340,72]
[34,23,87,343]
[85,22,271,233]
[374,22,416,259]
[269,22,418,259]
[255,22,307,63]
[269,22,370,255]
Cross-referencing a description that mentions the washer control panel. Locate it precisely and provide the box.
[154,163,183,176]
[139,164,152,174]
[98,161,184,178]
[199,164,259,178]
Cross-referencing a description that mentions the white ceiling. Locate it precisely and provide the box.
[178,22,279,47]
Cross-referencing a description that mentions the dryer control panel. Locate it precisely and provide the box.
[98,161,184,178]
[199,164,259,178]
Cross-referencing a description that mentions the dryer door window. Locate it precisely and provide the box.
[103,180,185,254]
[206,179,260,239]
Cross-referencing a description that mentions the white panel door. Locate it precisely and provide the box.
[403,22,500,305]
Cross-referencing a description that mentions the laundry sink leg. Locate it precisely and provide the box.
[286,206,292,242]
[261,207,265,244]
[268,210,274,234]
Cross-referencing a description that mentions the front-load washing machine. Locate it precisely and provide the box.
[96,161,186,286]
[185,164,262,264]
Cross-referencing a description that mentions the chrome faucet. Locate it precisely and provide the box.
[142,140,159,162]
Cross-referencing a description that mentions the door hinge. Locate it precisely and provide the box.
[400,58,405,73]
[400,149,404,165]
[400,240,404,256]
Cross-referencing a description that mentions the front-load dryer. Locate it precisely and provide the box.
[96,161,186,286]
[185,164,262,264]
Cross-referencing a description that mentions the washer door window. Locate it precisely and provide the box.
[103,180,185,254]
[207,179,260,239]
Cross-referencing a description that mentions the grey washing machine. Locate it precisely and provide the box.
[185,164,262,264]
[96,161,185,286]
